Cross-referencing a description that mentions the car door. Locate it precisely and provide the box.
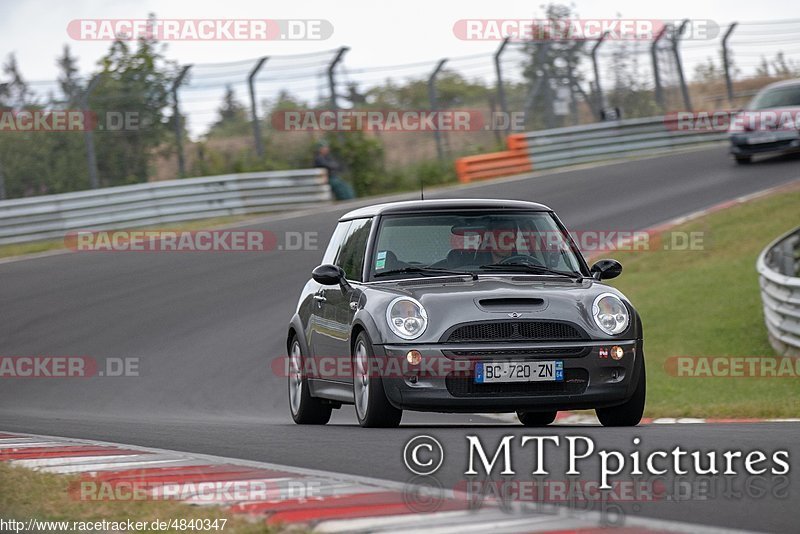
[308,221,351,361]
[319,217,372,382]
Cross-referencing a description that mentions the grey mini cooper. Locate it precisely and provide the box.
[287,199,645,427]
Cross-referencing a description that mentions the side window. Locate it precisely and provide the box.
[321,222,351,265]
[336,218,372,282]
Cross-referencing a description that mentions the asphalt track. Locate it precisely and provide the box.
[1,147,799,531]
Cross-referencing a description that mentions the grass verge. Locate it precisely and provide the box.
[607,185,800,418]
[0,463,280,533]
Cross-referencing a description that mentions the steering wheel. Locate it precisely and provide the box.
[497,254,545,267]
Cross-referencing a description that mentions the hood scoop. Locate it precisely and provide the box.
[476,297,546,312]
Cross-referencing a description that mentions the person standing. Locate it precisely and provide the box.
[313,141,355,200]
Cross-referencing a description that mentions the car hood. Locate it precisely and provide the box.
[360,275,636,343]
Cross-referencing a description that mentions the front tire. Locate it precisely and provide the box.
[353,332,402,428]
[596,358,646,427]
[517,410,557,427]
[288,336,332,425]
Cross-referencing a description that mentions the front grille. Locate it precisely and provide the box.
[444,321,585,343]
[445,369,588,397]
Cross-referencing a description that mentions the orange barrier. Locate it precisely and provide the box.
[505,133,527,150]
[454,134,533,183]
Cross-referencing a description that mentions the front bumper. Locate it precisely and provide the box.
[375,340,642,412]
[729,132,800,156]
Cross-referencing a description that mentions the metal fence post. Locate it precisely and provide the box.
[722,22,739,105]
[428,59,448,161]
[522,42,551,124]
[0,82,6,198]
[591,32,608,118]
[565,50,580,126]
[0,157,6,200]
[248,57,269,158]
[494,37,510,131]
[80,74,103,189]
[651,26,667,111]
[542,79,556,129]
[171,65,191,178]
[489,95,502,145]
[328,47,349,110]
[672,20,692,111]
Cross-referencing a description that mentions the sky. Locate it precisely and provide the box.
[2,0,798,135]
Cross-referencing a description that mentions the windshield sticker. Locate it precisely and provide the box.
[376,250,387,269]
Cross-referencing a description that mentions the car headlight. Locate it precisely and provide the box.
[592,293,629,335]
[386,296,428,340]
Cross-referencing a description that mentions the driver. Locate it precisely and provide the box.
[480,218,520,264]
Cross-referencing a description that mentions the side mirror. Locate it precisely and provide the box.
[312,264,345,286]
[590,259,623,281]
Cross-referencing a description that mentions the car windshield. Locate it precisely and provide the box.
[749,85,800,110]
[369,211,585,281]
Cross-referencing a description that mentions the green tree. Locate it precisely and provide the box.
[1,53,34,108]
[364,73,489,110]
[90,28,175,186]
[606,41,659,118]
[326,131,384,196]
[56,45,82,105]
[0,50,91,198]
[520,3,588,129]
[207,85,250,138]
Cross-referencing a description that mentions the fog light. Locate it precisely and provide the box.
[406,350,422,365]
[611,346,624,360]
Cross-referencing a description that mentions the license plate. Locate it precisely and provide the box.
[746,133,778,144]
[474,360,563,384]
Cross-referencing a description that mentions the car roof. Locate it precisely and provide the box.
[339,198,553,221]
[759,78,800,92]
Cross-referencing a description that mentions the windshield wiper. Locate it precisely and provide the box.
[479,262,583,280]
[374,266,478,280]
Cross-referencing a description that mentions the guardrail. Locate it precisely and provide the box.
[456,115,728,182]
[0,168,332,245]
[757,226,800,356]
